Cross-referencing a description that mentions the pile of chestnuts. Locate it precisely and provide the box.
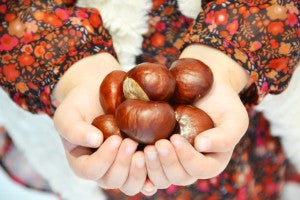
[92,58,214,146]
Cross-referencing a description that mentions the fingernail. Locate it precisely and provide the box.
[157,147,169,156]
[198,137,211,151]
[87,132,101,147]
[144,185,154,193]
[110,137,121,148]
[146,151,157,161]
[135,156,145,168]
[125,144,137,154]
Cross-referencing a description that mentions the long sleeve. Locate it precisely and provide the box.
[182,0,299,105]
[0,0,115,116]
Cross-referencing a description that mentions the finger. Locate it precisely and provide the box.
[120,151,147,196]
[54,103,103,148]
[155,139,193,185]
[195,104,249,152]
[141,179,158,196]
[171,134,232,179]
[67,135,122,180]
[98,138,138,189]
[144,145,170,189]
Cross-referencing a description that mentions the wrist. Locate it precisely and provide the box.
[179,44,249,93]
[52,53,122,105]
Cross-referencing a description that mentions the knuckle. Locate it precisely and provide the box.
[146,161,161,171]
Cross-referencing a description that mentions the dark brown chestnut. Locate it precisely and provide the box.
[115,99,176,144]
[100,70,127,114]
[92,114,123,140]
[170,58,213,104]
[174,105,214,144]
[123,63,176,101]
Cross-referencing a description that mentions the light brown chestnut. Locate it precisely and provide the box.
[115,99,176,144]
[170,58,213,104]
[123,63,176,101]
[92,115,123,140]
[100,70,127,114]
[174,105,214,144]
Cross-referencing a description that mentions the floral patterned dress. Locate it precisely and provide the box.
[0,0,299,199]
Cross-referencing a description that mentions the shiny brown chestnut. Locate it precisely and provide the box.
[92,115,123,140]
[123,63,176,101]
[115,99,176,144]
[100,70,127,114]
[174,105,214,144]
[170,58,213,104]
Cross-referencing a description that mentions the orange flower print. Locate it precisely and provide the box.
[153,0,166,10]
[249,41,262,52]
[269,57,288,71]
[34,45,45,57]
[267,22,284,35]
[151,32,165,47]
[44,14,63,28]
[2,54,11,64]
[226,20,238,35]
[45,52,53,60]
[278,43,291,55]
[33,10,45,21]
[0,4,6,14]
[215,9,229,25]
[205,11,215,24]
[25,21,38,33]
[21,44,33,54]
[285,13,298,27]
[216,0,227,4]
[70,17,82,26]
[21,32,34,44]
[16,82,29,93]
[18,53,34,66]
[234,49,248,63]
[3,64,20,82]
[89,13,101,28]
[270,39,279,49]
[0,34,18,51]
[55,8,69,21]
[8,18,25,38]
[4,13,16,22]
[266,4,287,20]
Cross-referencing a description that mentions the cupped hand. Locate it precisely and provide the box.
[53,53,147,195]
[144,44,250,188]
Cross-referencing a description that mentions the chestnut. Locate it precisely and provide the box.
[92,114,123,140]
[123,63,176,101]
[100,70,127,114]
[174,105,214,144]
[115,99,176,144]
[170,58,213,104]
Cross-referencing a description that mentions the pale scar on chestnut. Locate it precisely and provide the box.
[123,77,150,101]
[174,105,214,145]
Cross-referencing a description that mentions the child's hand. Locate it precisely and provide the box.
[144,44,250,188]
[53,53,147,195]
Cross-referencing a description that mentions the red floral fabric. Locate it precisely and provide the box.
[0,0,115,116]
[183,0,300,104]
[0,0,299,199]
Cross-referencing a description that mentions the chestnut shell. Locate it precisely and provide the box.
[126,62,176,101]
[115,99,176,144]
[174,105,214,144]
[92,114,123,140]
[100,70,127,114]
[170,58,213,104]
